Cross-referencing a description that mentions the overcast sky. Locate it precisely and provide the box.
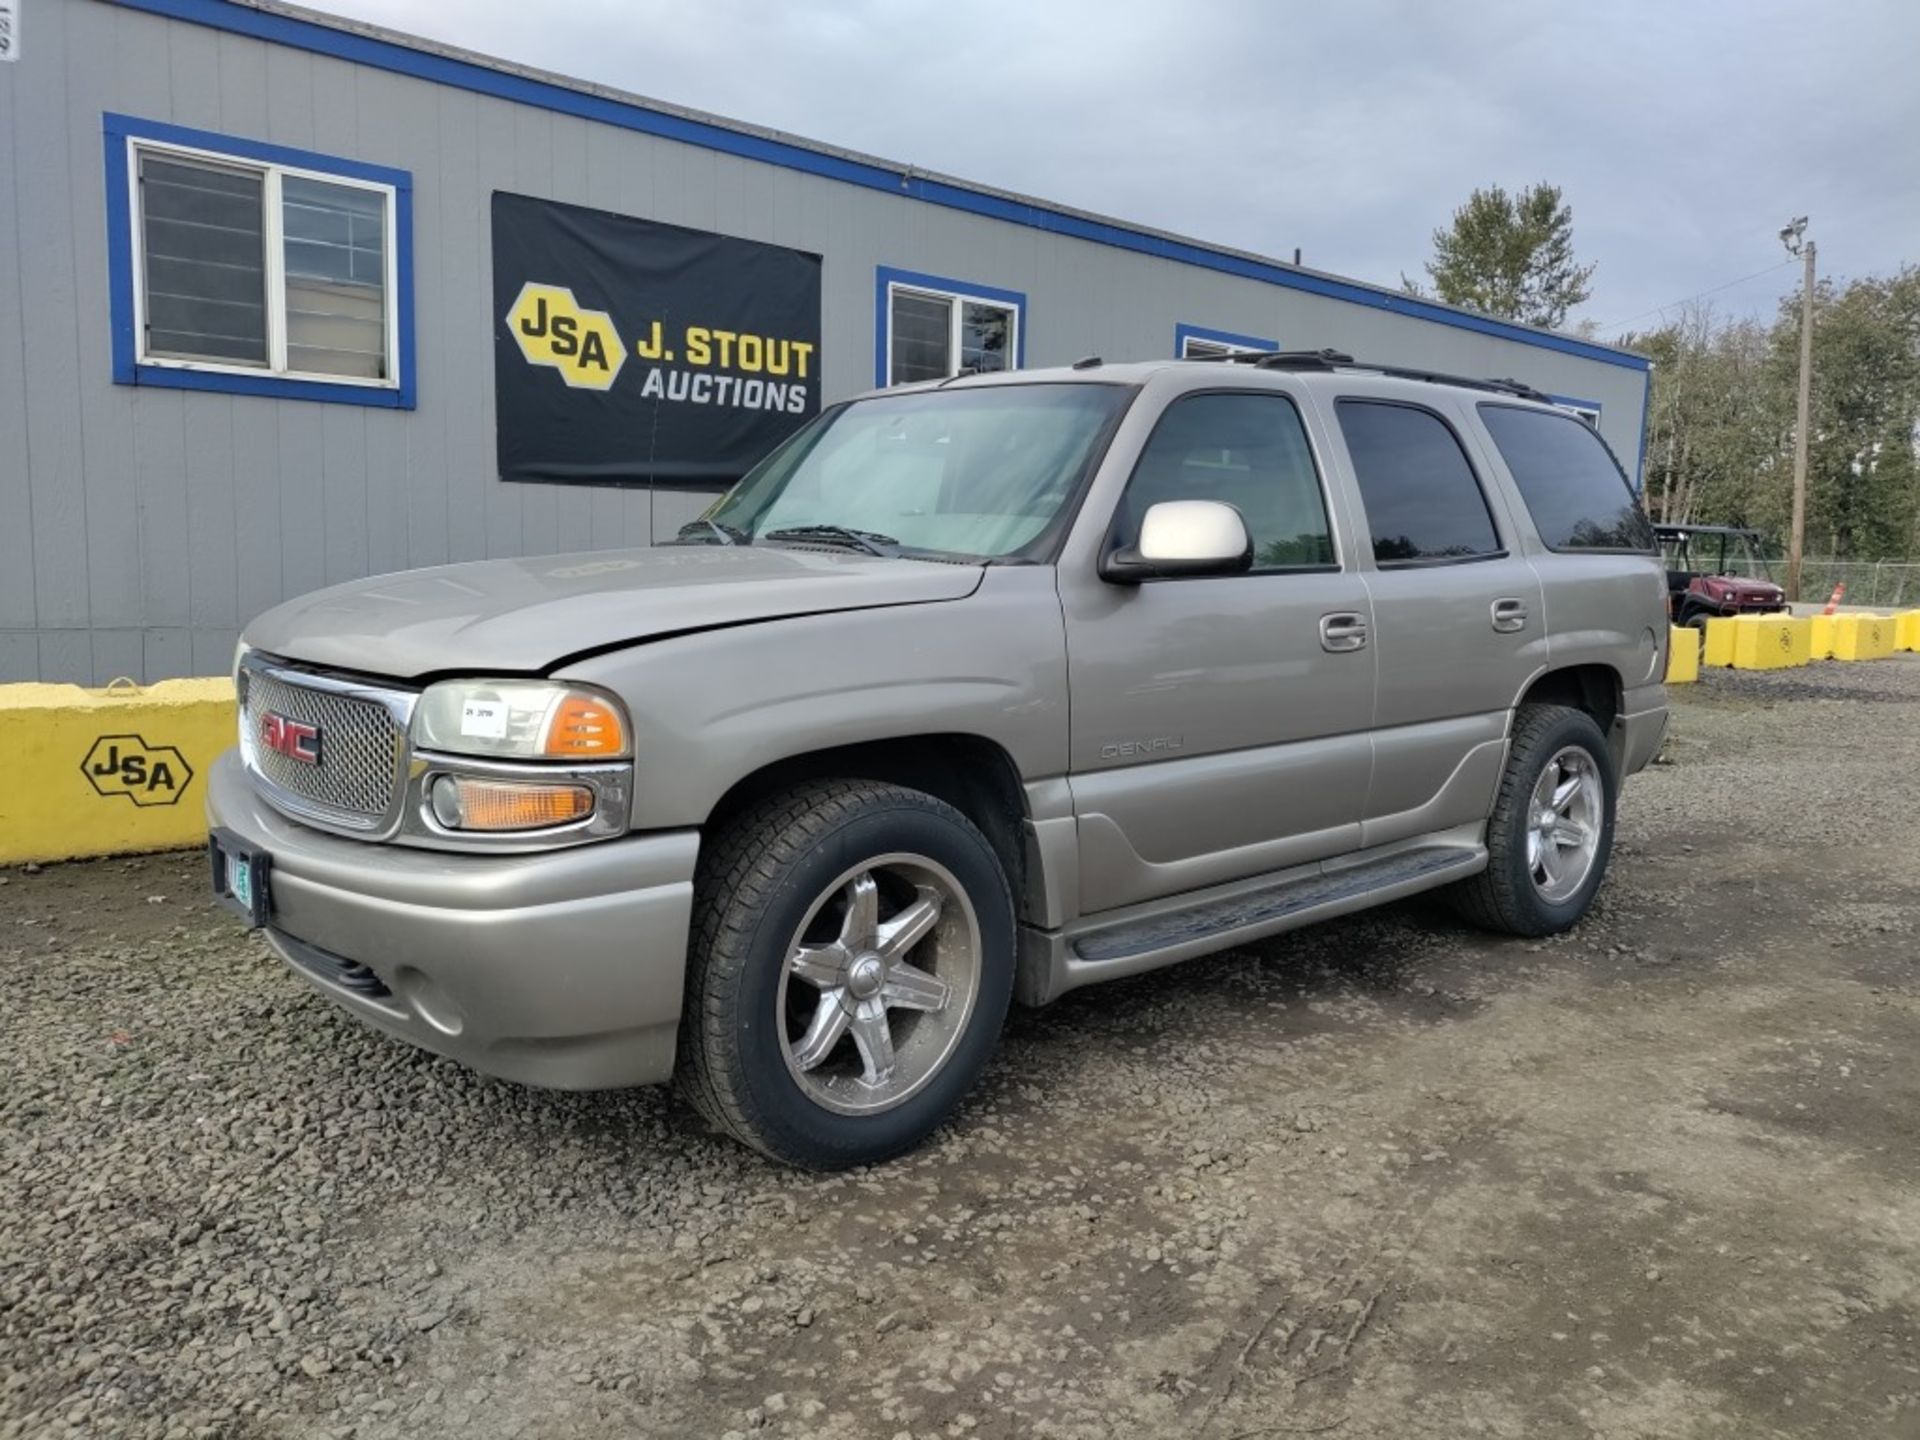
[313,0,1920,338]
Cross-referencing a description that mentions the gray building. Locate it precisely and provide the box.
[0,0,1652,685]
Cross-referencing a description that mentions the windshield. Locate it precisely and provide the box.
[1659,529,1775,580]
[700,383,1133,560]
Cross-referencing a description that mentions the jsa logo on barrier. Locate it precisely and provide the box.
[82,734,194,808]
[508,282,624,391]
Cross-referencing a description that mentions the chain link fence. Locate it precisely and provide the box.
[1722,559,1920,608]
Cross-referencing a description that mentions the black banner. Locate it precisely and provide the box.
[492,192,822,488]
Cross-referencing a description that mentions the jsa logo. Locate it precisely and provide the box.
[508,282,625,391]
[82,734,194,808]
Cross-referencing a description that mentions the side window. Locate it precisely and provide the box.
[1478,403,1655,552]
[1336,400,1502,565]
[1114,392,1335,571]
[879,268,1023,386]
[1175,324,1277,360]
[135,148,395,380]
[105,114,414,408]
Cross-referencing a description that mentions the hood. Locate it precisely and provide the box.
[1702,575,1783,599]
[244,545,985,679]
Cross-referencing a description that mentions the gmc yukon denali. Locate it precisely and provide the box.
[207,350,1670,1168]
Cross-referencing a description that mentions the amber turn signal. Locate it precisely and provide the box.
[541,692,628,757]
[429,775,595,831]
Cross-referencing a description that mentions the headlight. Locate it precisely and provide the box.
[412,680,631,760]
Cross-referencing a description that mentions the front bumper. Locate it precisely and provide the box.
[206,749,698,1089]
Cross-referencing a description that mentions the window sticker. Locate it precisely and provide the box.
[460,698,509,740]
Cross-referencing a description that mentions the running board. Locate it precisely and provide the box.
[1018,841,1486,1005]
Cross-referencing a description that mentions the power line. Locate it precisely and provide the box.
[1594,258,1798,335]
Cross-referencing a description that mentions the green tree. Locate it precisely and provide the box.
[1781,267,1920,560]
[1629,266,1920,563]
[1409,183,1596,330]
[1629,306,1785,530]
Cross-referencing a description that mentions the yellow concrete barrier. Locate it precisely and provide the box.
[1809,612,1838,660]
[0,679,236,864]
[1701,617,1736,667]
[1832,613,1897,662]
[1665,626,1701,684]
[1896,610,1920,653]
[1729,613,1810,670]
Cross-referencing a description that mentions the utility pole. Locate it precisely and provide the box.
[1780,217,1815,601]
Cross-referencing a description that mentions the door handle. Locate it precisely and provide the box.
[1319,612,1369,653]
[1491,597,1528,633]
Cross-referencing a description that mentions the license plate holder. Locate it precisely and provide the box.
[208,827,272,929]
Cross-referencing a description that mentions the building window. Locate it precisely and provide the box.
[1549,394,1603,427]
[105,113,414,408]
[1175,323,1277,360]
[875,267,1025,386]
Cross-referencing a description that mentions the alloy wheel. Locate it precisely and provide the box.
[775,853,982,1116]
[1525,746,1604,904]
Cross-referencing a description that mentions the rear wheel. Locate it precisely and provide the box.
[1448,704,1617,937]
[678,780,1015,1168]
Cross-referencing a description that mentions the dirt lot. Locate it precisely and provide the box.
[4,660,1919,1440]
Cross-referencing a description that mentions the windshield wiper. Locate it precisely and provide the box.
[671,518,748,546]
[762,524,901,557]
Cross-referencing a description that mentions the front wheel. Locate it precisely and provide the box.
[677,780,1015,1168]
[1447,704,1617,937]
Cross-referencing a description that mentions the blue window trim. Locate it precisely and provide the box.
[1174,323,1277,356]
[117,0,1646,378]
[874,267,1028,388]
[103,111,416,409]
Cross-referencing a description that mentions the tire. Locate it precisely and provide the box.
[1447,704,1617,938]
[677,779,1015,1168]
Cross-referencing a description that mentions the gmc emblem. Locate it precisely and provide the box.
[260,712,322,765]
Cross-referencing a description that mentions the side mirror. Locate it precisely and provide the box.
[1101,500,1253,583]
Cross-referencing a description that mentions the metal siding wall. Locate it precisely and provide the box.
[0,22,36,682]
[394,60,448,572]
[435,85,491,565]
[72,2,143,677]
[1,0,1650,681]
[15,0,92,683]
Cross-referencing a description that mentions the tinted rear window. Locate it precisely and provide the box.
[1478,404,1655,552]
[1336,400,1502,564]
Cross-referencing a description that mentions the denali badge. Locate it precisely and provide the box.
[260,712,323,765]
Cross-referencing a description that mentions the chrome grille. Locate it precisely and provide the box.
[241,661,410,828]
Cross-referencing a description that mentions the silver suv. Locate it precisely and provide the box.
[207,351,1669,1168]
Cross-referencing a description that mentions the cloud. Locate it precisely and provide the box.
[313,0,1920,336]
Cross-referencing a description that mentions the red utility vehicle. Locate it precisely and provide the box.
[1656,524,1788,627]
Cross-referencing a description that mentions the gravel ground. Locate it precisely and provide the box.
[4,659,1919,1440]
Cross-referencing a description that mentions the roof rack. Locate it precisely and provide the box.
[1188,347,1354,369]
[1188,346,1553,404]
